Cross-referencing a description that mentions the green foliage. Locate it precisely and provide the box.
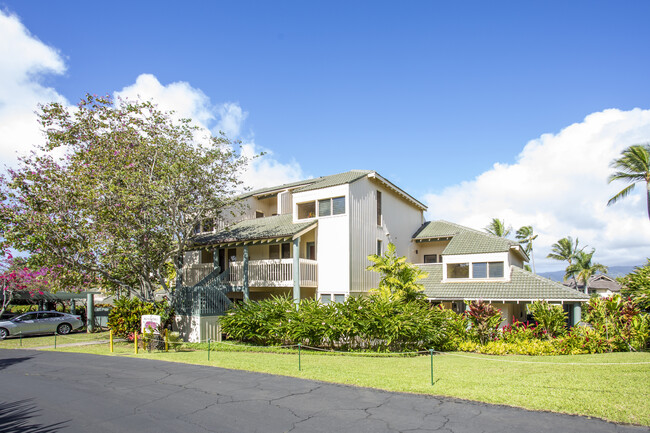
[607,143,650,220]
[565,250,608,293]
[366,243,427,302]
[0,94,249,300]
[484,218,512,238]
[220,295,452,352]
[619,259,650,311]
[166,331,184,352]
[107,297,173,338]
[465,300,501,344]
[528,301,567,338]
[585,295,649,351]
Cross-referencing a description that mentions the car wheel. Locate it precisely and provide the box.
[57,323,72,335]
[0,328,8,339]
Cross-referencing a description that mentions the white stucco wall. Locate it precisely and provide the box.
[292,184,350,296]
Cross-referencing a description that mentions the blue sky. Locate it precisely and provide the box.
[1,1,649,270]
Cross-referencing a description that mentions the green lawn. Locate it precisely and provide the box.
[15,337,648,426]
[0,330,110,349]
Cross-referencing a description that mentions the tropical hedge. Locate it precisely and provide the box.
[220,295,649,355]
[220,295,464,352]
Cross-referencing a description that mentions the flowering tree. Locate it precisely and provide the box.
[0,94,248,301]
[0,251,50,317]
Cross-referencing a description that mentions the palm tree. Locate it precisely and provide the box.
[547,236,583,288]
[607,143,650,220]
[515,225,538,274]
[484,218,512,238]
[565,249,608,294]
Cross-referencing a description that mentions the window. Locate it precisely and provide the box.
[269,245,279,259]
[321,294,346,304]
[488,262,504,278]
[318,197,345,217]
[306,242,316,260]
[449,261,505,279]
[318,198,331,217]
[201,249,214,264]
[377,240,383,256]
[228,248,237,263]
[376,191,382,225]
[423,254,439,263]
[255,211,264,218]
[202,218,214,232]
[472,262,487,278]
[332,197,345,215]
[447,263,469,278]
[281,243,291,259]
[297,201,316,219]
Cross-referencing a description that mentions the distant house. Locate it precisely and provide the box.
[175,170,589,341]
[564,274,621,298]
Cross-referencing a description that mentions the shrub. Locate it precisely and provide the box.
[528,301,567,338]
[220,295,452,352]
[585,295,649,351]
[465,300,501,344]
[107,297,174,338]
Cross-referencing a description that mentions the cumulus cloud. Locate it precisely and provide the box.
[114,73,304,189]
[0,10,68,167]
[423,108,650,271]
[239,142,306,189]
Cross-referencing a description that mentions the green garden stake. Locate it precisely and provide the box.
[429,349,434,385]
[208,338,211,361]
[298,343,301,371]
[54,332,57,349]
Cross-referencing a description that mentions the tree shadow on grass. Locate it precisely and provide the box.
[0,356,33,371]
[0,399,69,433]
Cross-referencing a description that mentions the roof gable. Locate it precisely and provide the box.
[413,220,523,256]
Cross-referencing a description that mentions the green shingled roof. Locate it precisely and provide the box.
[417,264,589,301]
[293,170,372,192]
[413,220,523,256]
[238,170,372,199]
[190,214,316,247]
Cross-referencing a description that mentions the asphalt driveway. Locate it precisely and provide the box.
[0,349,646,433]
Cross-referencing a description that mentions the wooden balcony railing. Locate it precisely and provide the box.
[183,259,318,288]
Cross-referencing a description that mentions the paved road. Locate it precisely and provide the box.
[0,349,646,433]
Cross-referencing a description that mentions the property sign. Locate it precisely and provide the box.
[141,314,161,334]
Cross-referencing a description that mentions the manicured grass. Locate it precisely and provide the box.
[0,330,110,349]
[32,339,650,426]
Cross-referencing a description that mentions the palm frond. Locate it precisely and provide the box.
[607,184,636,206]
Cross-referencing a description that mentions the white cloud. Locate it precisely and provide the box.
[114,73,304,190]
[239,142,306,189]
[114,74,215,128]
[423,108,650,271]
[0,10,68,167]
[215,103,247,138]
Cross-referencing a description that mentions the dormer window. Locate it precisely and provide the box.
[448,261,505,279]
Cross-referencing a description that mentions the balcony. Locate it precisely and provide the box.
[183,259,318,288]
